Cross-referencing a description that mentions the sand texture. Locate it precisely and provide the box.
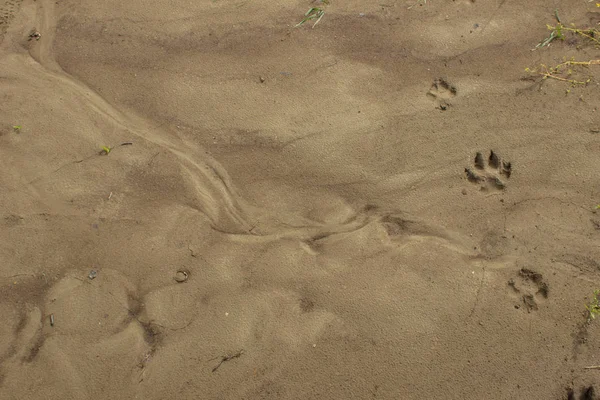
[1,0,600,399]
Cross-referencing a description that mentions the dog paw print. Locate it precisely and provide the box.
[508,268,548,313]
[464,150,512,190]
[427,78,456,110]
[567,385,596,400]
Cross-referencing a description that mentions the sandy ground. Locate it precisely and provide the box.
[1,0,600,399]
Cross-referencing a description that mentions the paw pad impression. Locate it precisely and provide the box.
[465,150,511,190]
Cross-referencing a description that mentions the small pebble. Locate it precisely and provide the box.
[174,270,188,283]
[88,270,97,280]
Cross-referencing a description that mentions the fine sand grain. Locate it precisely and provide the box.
[1,0,600,399]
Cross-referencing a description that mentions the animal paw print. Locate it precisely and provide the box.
[427,78,456,110]
[464,150,512,190]
[508,268,548,313]
[567,385,596,400]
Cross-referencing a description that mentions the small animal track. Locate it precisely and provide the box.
[567,386,596,400]
[427,78,457,110]
[507,268,548,312]
[465,150,512,191]
[299,297,315,313]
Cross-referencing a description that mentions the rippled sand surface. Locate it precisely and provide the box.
[1,1,600,398]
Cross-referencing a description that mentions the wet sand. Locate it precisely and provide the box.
[1,0,600,398]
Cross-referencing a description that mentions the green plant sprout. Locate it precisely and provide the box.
[536,10,600,49]
[527,11,600,86]
[296,7,326,28]
[99,146,112,155]
[535,10,564,48]
[586,290,600,322]
[98,142,133,156]
[525,58,599,85]
[13,125,21,132]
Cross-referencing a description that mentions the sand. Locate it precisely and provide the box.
[1,0,600,398]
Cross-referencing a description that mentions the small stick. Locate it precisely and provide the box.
[108,192,113,200]
[210,349,244,372]
[50,314,55,326]
[537,73,588,85]
[584,365,600,370]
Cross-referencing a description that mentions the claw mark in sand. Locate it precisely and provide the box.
[507,268,548,312]
[465,150,512,191]
[427,78,457,110]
